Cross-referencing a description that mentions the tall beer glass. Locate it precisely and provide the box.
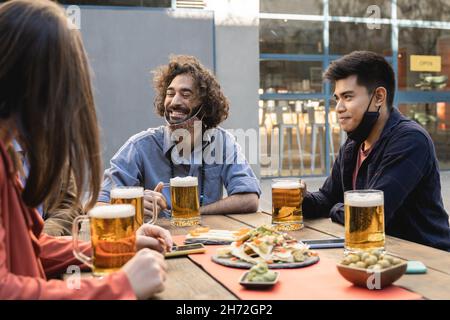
[110,186,145,229]
[344,190,385,254]
[271,179,305,231]
[73,204,136,276]
[170,176,200,227]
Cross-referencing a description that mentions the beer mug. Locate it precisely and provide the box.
[110,186,156,228]
[170,176,200,227]
[72,204,137,276]
[271,179,305,231]
[344,190,385,254]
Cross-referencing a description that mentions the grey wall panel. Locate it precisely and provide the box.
[215,24,260,176]
[211,0,260,176]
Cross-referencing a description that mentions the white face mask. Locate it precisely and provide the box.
[164,105,204,131]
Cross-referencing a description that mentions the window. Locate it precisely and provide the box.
[259,99,327,176]
[399,103,450,169]
[398,27,450,91]
[260,0,323,15]
[260,61,323,94]
[397,0,450,21]
[260,19,323,54]
[329,21,391,55]
[328,99,346,168]
[330,0,391,18]
[57,0,171,7]
[259,0,450,177]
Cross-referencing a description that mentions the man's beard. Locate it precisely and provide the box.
[165,105,204,131]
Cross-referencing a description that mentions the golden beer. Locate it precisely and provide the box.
[344,190,385,254]
[170,176,200,227]
[88,204,136,276]
[110,186,144,229]
[271,179,305,231]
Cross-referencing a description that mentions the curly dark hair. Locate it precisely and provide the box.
[153,55,229,129]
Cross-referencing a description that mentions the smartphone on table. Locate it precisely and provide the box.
[302,238,345,249]
[165,243,206,258]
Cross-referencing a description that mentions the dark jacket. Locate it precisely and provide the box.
[13,140,83,237]
[42,170,83,237]
[303,109,450,252]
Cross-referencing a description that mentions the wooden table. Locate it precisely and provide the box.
[155,210,450,300]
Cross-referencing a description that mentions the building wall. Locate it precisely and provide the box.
[207,0,260,176]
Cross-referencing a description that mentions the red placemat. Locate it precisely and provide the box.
[173,236,422,300]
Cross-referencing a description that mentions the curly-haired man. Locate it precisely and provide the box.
[98,55,261,218]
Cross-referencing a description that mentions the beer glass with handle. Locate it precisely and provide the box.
[344,190,385,254]
[73,204,138,276]
[110,186,149,229]
[170,176,200,227]
[271,179,306,231]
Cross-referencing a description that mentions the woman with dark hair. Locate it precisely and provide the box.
[0,0,171,299]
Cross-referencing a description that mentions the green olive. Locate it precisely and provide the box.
[392,258,402,265]
[355,261,367,269]
[361,252,370,261]
[348,254,360,263]
[370,249,383,258]
[341,257,352,265]
[379,260,391,268]
[348,263,357,268]
[367,264,375,270]
[356,251,365,259]
[364,255,378,266]
[381,255,393,263]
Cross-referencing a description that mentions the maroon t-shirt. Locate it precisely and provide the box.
[352,143,372,189]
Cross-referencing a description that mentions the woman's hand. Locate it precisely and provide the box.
[122,248,168,299]
[136,223,173,253]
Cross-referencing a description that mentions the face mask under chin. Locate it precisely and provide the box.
[347,93,381,144]
[165,105,204,131]
[169,116,202,131]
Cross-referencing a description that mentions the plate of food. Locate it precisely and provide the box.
[185,226,250,245]
[212,225,319,269]
[239,262,280,289]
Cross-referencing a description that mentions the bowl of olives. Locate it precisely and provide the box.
[336,250,407,289]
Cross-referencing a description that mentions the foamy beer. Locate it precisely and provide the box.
[344,190,385,253]
[271,179,305,231]
[72,204,136,276]
[170,176,200,227]
[110,186,144,228]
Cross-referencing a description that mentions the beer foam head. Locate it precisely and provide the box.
[88,204,135,219]
[170,176,198,187]
[272,180,301,189]
[110,187,144,199]
[345,191,384,207]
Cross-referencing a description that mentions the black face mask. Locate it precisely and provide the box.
[347,93,381,144]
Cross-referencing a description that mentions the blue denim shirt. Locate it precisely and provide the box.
[99,126,261,211]
[303,109,450,252]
